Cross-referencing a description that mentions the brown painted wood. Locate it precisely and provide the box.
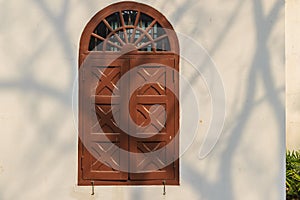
[78,1,179,186]
[80,59,130,182]
[128,58,176,181]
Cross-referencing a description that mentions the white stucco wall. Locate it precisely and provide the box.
[286,0,300,150]
[0,0,285,199]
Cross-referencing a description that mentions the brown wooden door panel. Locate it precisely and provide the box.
[82,143,128,180]
[129,58,176,180]
[80,59,129,181]
[129,140,175,180]
[79,56,179,184]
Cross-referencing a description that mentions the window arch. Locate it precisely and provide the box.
[88,10,171,52]
[78,2,179,186]
[79,1,179,55]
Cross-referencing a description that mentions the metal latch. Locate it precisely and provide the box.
[91,181,95,195]
[163,180,166,195]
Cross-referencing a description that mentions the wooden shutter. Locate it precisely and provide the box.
[79,55,179,185]
[129,57,177,181]
[80,59,129,181]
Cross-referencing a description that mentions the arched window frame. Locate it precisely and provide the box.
[78,1,180,186]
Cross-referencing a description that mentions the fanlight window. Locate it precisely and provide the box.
[88,10,171,52]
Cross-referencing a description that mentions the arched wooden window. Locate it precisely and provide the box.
[78,2,179,186]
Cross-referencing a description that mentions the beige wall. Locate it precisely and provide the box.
[0,0,285,199]
[286,0,300,150]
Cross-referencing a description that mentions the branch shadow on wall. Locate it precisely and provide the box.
[0,0,284,199]
[175,0,284,200]
[0,0,79,199]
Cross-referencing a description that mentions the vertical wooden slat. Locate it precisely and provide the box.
[130,11,141,43]
[119,11,129,44]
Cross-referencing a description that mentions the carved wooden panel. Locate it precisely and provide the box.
[129,58,177,181]
[80,60,129,181]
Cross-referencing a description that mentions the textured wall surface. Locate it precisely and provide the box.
[286,0,300,150]
[0,0,285,199]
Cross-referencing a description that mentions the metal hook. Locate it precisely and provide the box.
[91,181,95,195]
[162,180,166,195]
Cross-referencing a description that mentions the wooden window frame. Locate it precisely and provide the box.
[78,1,179,186]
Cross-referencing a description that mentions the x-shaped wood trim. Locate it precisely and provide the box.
[136,142,166,170]
[137,105,165,132]
[91,143,120,169]
[95,106,120,133]
[136,68,165,95]
[93,68,120,95]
